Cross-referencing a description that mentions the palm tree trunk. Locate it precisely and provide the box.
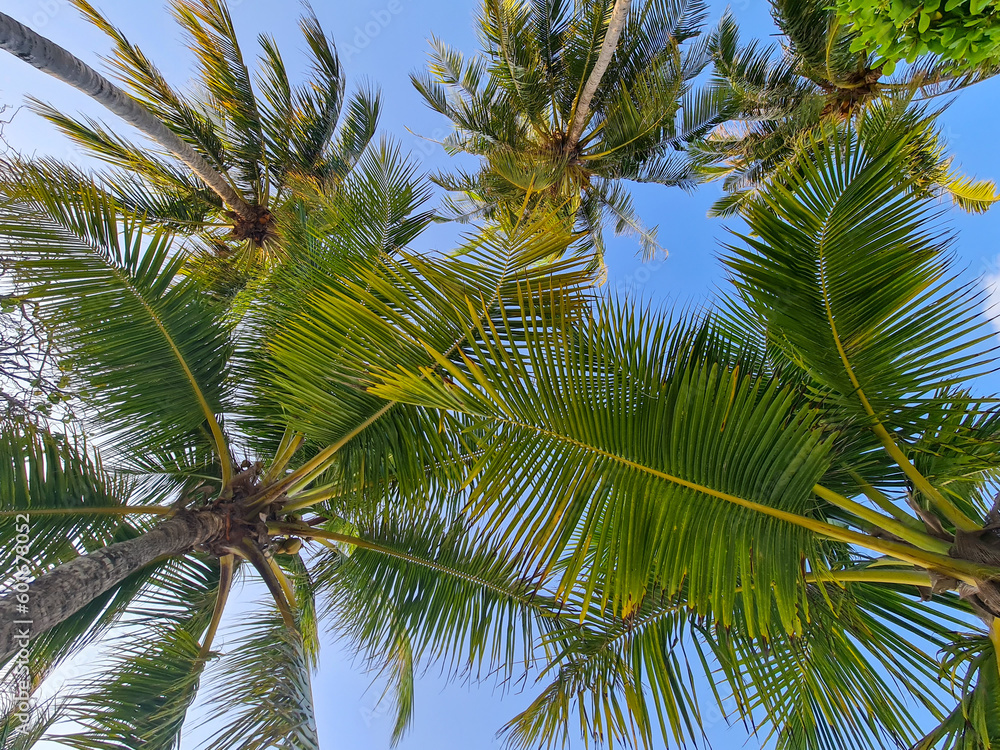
[566,0,632,150]
[0,511,223,662]
[0,11,254,221]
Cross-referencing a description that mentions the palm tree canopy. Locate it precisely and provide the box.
[25,0,380,260]
[6,89,1000,750]
[0,131,623,748]
[696,0,999,215]
[360,119,1000,747]
[412,0,728,263]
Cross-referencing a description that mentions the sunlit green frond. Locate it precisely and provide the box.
[259,139,433,301]
[256,8,372,186]
[369,299,838,632]
[725,121,995,432]
[0,175,233,472]
[251,207,592,506]
[944,173,1000,214]
[284,10,345,174]
[706,584,962,750]
[321,86,381,185]
[915,633,1000,749]
[171,0,264,192]
[503,594,702,750]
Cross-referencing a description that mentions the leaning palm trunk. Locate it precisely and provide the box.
[0,12,254,222]
[565,0,632,148]
[0,511,223,662]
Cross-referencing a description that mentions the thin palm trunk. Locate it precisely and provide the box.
[0,511,223,662]
[0,11,254,221]
[566,0,632,149]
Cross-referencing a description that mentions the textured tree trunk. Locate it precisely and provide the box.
[0,511,223,662]
[0,11,254,221]
[566,0,632,150]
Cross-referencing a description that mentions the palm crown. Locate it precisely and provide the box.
[26,0,379,270]
[412,0,726,264]
[7,100,1000,749]
[0,141,613,747]
[697,0,999,215]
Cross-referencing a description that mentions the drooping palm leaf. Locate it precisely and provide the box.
[724,119,997,530]
[368,301,840,633]
[200,612,320,750]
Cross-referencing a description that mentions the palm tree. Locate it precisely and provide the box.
[0,6,250,224]
[411,0,726,265]
[697,0,999,215]
[0,0,380,273]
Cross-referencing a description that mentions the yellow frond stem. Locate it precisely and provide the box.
[806,568,932,587]
[503,417,993,584]
[846,470,925,528]
[813,484,951,554]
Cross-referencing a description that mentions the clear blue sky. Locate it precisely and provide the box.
[2,0,999,747]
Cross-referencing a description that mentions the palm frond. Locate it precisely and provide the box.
[725,119,995,434]
[58,626,207,750]
[315,510,560,744]
[0,174,234,474]
[201,612,320,750]
[369,300,839,632]
[171,0,264,192]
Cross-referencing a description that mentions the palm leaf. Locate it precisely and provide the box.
[725,120,995,456]
[314,509,562,744]
[369,301,840,632]
[0,174,234,476]
[200,612,320,750]
[59,626,208,750]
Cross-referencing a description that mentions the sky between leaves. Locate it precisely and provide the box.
[1,0,1000,747]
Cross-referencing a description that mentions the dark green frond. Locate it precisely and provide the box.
[725,120,995,433]
[370,300,837,633]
